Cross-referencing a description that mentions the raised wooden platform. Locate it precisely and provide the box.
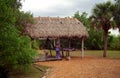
[34,55,62,62]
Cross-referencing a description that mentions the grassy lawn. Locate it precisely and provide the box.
[85,50,120,59]
[47,50,120,59]
[69,50,120,59]
[9,65,49,78]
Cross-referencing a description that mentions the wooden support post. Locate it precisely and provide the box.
[66,38,71,60]
[47,38,53,56]
[68,38,71,56]
[50,49,52,56]
[54,39,56,47]
[81,37,84,58]
[61,46,64,57]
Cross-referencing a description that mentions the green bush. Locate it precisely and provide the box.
[0,23,36,77]
[108,35,120,50]
[0,0,36,77]
[31,40,39,50]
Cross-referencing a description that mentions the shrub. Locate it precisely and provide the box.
[0,23,36,77]
[31,40,39,50]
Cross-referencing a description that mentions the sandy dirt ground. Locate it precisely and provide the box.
[36,57,120,78]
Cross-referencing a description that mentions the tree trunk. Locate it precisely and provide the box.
[103,30,108,57]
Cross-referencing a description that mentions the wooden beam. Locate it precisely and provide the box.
[81,37,84,58]
[47,38,53,56]
[54,39,56,47]
[68,38,71,57]
[65,38,71,60]
[61,45,64,57]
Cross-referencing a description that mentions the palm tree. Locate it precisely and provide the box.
[114,0,120,32]
[91,1,115,57]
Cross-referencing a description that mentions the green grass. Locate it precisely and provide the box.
[48,50,120,59]
[84,50,120,59]
[105,50,120,59]
[71,50,120,59]
[9,65,49,78]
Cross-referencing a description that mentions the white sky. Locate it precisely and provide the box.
[21,0,114,17]
[21,0,119,36]
[109,28,119,36]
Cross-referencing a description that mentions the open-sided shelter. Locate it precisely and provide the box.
[25,17,89,58]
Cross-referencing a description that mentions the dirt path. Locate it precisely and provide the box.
[36,57,120,78]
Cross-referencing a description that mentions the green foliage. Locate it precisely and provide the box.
[85,29,103,50]
[91,1,116,57]
[0,0,21,24]
[15,11,33,32]
[73,11,90,29]
[73,11,103,50]
[0,23,36,71]
[32,40,39,50]
[114,0,120,31]
[91,1,115,30]
[0,0,36,77]
[108,35,120,50]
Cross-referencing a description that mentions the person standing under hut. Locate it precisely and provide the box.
[55,43,61,59]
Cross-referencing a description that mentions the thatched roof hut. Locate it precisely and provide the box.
[25,17,88,39]
[25,17,89,58]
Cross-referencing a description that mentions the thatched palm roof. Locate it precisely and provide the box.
[25,17,88,39]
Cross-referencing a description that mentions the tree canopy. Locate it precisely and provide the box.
[114,0,120,31]
[0,0,36,77]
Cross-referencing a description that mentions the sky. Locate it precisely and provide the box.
[21,0,114,17]
[21,0,119,36]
